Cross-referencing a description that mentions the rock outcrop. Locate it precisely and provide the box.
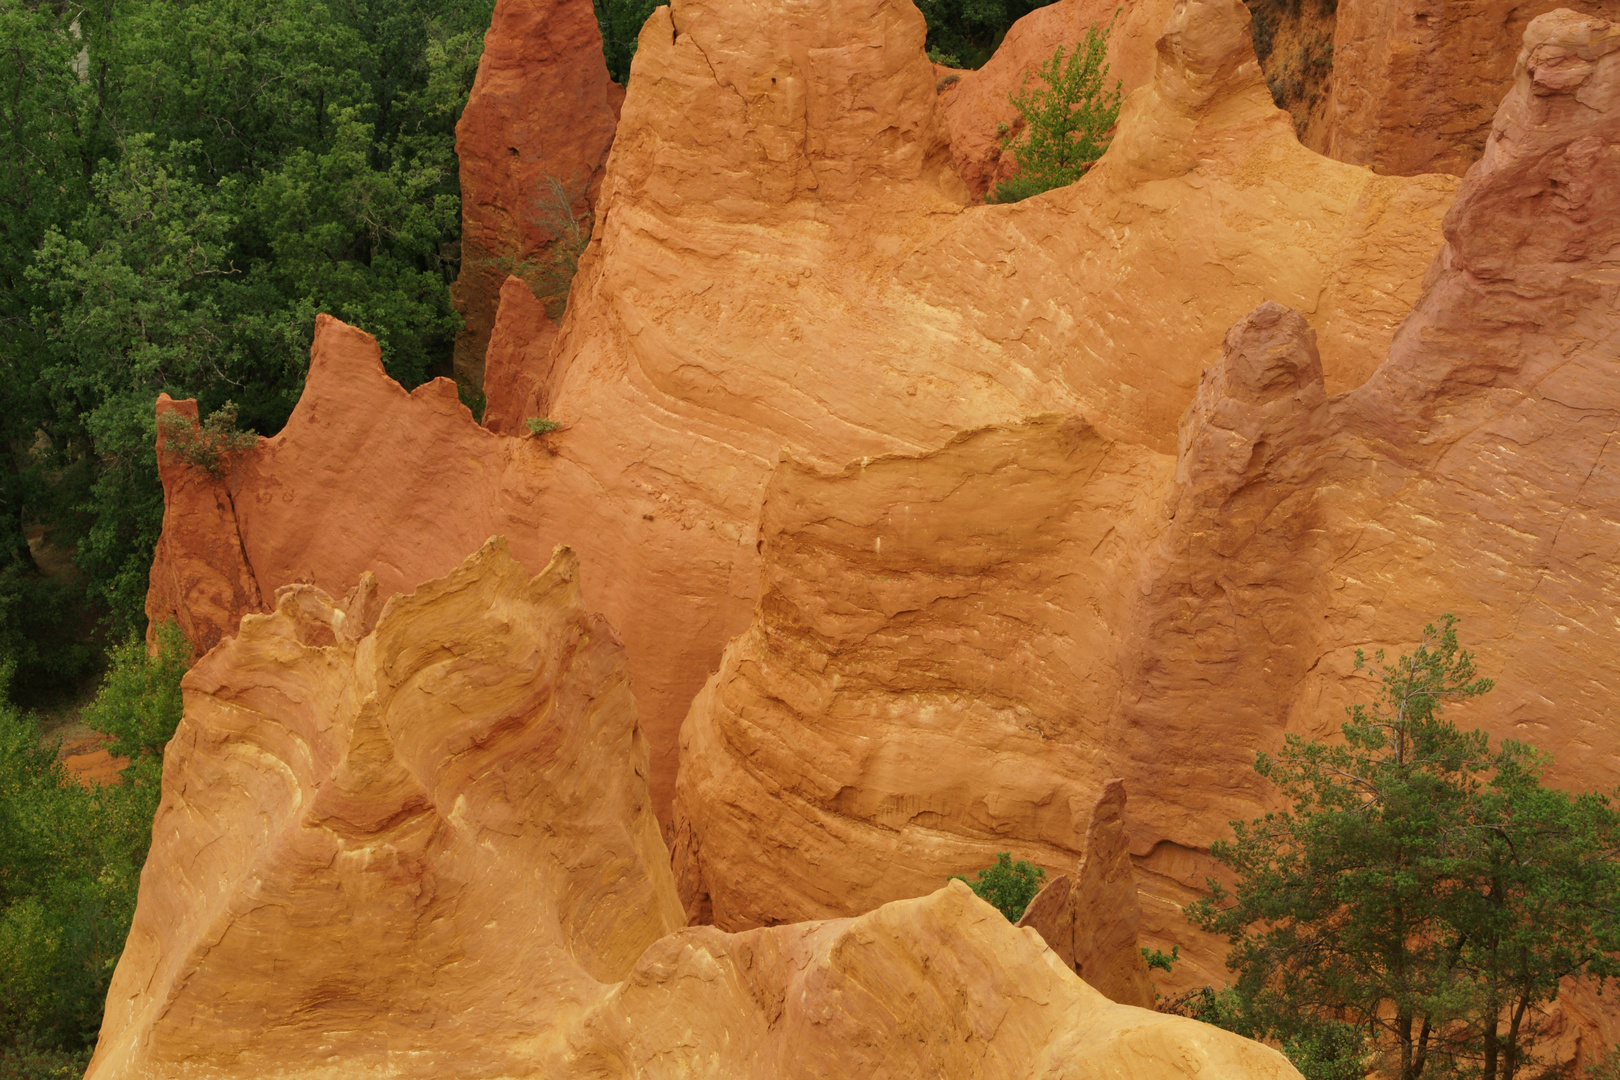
[145,396,265,654]
[94,540,684,1079]
[481,274,559,436]
[1015,780,1156,1009]
[1322,0,1619,175]
[1118,6,1620,989]
[93,541,1303,1080]
[450,0,623,387]
[669,417,1168,930]
[140,0,1620,1042]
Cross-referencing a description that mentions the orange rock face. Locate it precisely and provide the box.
[450,0,622,387]
[148,0,1457,829]
[145,396,265,653]
[1322,0,1619,175]
[139,0,1620,1053]
[94,542,1303,1080]
[669,417,1167,930]
[480,274,559,435]
[1119,6,1620,982]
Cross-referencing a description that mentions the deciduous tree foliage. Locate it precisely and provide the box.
[0,0,492,697]
[0,625,188,1069]
[993,22,1121,203]
[1190,617,1620,1080]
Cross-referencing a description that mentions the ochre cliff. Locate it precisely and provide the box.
[149,0,1457,824]
[94,542,1303,1080]
[135,0,1620,1046]
[450,0,622,387]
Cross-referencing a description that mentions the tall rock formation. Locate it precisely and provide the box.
[1119,6,1620,987]
[134,0,1620,1041]
[93,541,1304,1080]
[669,417,1168,929]
[149,0,1455,825]
[145,396,265,654]
[450,0,622,388]
[1321,0,1619,175]
[1015,780,1157,1009]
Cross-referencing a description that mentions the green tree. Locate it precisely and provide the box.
[952,852,1047,921]
[1190,616,1620,1080]
[992,23,1121,203]
[0,626,189,1063]
[0,0,492,686]
[594,0,658,84]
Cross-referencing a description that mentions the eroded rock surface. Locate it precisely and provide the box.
[94,542,1303,1080]
[669,417,1167,930]
[1015,780,1156,1008]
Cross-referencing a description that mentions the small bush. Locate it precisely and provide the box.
[1142,944,1179,972]
[525,418,561,436]
[992,22,1122,203]
[951,852,1046,921]
[81,621,190,763]
[157,401,257,477]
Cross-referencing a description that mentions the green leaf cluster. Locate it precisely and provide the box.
[0,628,187,1061]
[952,851,1047,922]
[594,0,660,84]
[1189,616,1620,1080]
[993,23,1122,203]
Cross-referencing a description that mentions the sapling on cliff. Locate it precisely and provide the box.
[993,20,1122,203]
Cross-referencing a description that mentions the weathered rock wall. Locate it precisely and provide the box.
[1321,0,1620,175]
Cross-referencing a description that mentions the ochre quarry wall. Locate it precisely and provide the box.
[93,542,1303,1080]
[149,0,1455,823]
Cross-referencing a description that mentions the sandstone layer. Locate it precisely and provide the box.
[95,540,684,1078]
[667,3,1620,1000]
[135,0,1620,1049]
[1322,0,1619,175]
[669,416,1167,929]
[450,0,622,387]
[95,542,1302,1080]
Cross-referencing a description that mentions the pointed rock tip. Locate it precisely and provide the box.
[1216,302,1324,406]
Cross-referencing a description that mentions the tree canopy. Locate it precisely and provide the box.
[1189,617,1620,1080]
[0,0,492,700]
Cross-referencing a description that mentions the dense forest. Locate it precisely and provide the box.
[0,0,1049,1073]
